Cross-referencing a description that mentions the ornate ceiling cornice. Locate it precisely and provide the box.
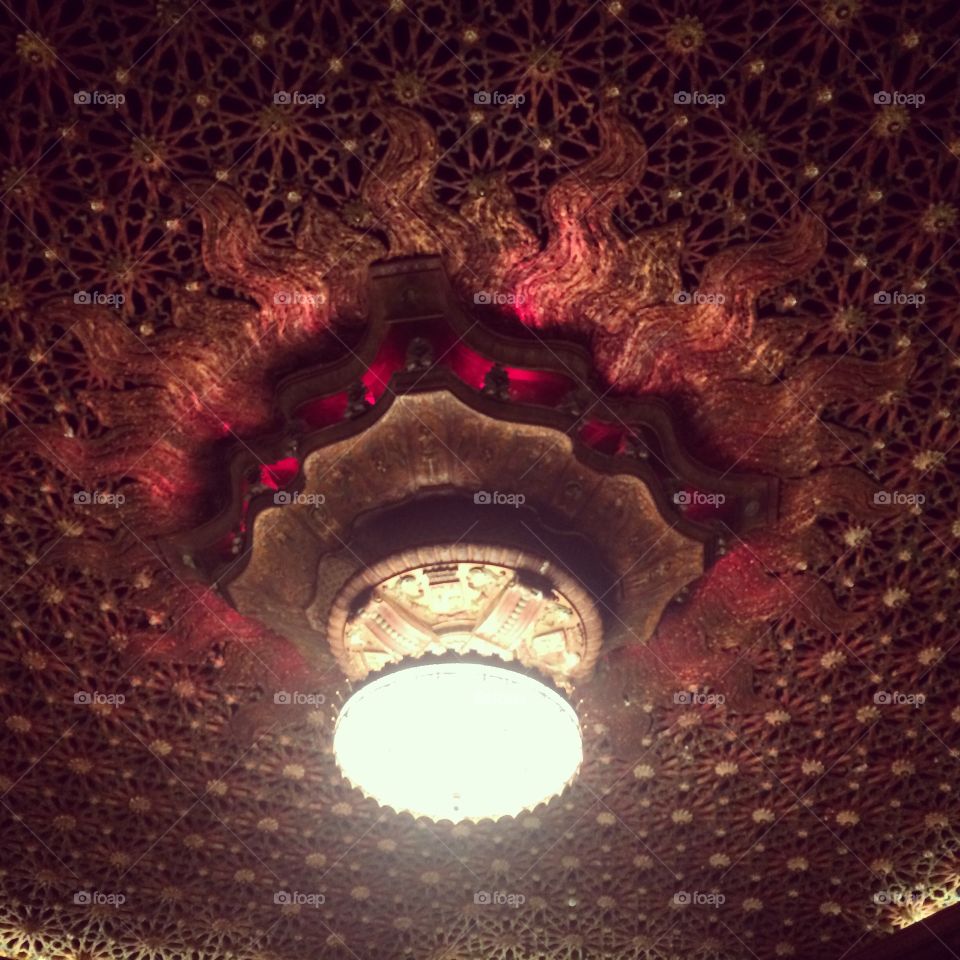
[39,108,909,729]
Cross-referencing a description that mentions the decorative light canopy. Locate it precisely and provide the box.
[332,660,583,822]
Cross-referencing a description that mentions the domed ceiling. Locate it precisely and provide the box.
[2,1,959,959]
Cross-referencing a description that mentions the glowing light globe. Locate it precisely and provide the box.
[333,660,583,822]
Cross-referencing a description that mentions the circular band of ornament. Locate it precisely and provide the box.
[326,543,603,686]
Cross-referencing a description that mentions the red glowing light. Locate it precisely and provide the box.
[260,456,300,490]
[298,392,349,427]
[674,488,733,523]
[363,333,407,401]
[504,367,574,405]
[579,420,623,453]
[449,344,494,389]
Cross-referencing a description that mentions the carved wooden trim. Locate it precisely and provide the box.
[162,256,777,591]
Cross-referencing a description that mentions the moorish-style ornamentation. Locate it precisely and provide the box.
[333,550,599,683]
[168,253,776,701]
[1,2,958,960]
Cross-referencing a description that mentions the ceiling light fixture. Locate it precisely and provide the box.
[333,659,583,822]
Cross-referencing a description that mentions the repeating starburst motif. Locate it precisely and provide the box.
[1,1,960,960]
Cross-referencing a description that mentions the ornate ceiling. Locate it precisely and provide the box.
[1,1,960,959]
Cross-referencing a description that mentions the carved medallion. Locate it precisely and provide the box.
[325,544,602,685]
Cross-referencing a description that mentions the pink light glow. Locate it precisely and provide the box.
[362,336,405,402]
[260,456,300,490]
[579,420,623,454]
[513,295,540,327]
[674,487,736,523]
[447,343,571,403]
[297,392,348,427]
[449,343,494,389]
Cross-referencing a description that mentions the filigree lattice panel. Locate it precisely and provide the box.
[2,2,960,960]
